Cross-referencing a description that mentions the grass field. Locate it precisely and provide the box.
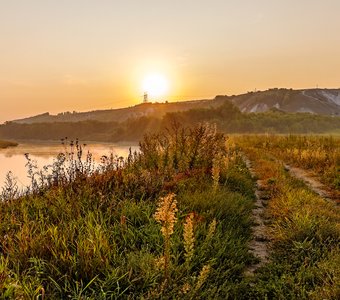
[0,129,339,299]
[235,135,340,299]
[236,135,340,198]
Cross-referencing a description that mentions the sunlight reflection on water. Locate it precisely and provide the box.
[0,142,138,190]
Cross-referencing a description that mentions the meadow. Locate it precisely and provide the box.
[235,134,340,299]
[237,135,340,200]
[0,128,339,299]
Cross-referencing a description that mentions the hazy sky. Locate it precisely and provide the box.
[1,0,340,123]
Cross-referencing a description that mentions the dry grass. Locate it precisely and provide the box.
[237,135,340,299]
[0,125,254,299]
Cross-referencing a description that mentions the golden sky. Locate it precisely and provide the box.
[1,0,340,123]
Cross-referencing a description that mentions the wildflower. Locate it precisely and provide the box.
[154,256,166,269]
[154,193,178,239]
[154,193,178,281]
[212,156,220,191]
[206,218,217,242]
[195,264,211,292]
[181,282,191,294]
[183,212,195,264]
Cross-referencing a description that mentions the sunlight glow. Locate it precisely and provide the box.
[142,73,169,98]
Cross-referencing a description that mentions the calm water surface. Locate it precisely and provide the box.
[0,141,138,190]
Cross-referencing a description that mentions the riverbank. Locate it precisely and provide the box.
[0,125,256,298]
[0,141,137,190]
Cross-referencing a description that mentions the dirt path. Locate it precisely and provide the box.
[243,157,270,275]
[243,155,339,276]
[284,164,339,203]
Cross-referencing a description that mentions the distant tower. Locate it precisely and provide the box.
[143,92,148,103]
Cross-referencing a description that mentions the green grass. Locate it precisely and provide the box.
[0,125,256,299]
[237,137,340,299]
[2,129,339,299]
[0,176,255,299]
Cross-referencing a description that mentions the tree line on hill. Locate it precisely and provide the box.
[0,101,339,142]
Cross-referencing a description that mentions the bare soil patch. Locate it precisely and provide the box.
[243,157,270,275]
[284,164,340,204]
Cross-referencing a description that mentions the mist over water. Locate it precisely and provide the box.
[0,142,138,190]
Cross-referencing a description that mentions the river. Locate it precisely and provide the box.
[0,141,138,191]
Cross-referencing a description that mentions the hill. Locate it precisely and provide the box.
[9,88,340,125]
[224,88,340,115]
[10,99,214,124]
[1,100,339,143]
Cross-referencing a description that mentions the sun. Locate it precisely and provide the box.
[142,73,169,98]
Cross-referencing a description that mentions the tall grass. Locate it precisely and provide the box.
[237,136,340,299]
[0,124,255,299]
[237,134,340,192]
[4,131,338,298]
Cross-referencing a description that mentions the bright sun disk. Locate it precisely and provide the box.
[142,73,169,98]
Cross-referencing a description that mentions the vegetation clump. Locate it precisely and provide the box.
[0,124,254,299]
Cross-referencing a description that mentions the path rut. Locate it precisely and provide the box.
[243,156,339,276]
[284,164,339,204]
[243,157,270,275]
